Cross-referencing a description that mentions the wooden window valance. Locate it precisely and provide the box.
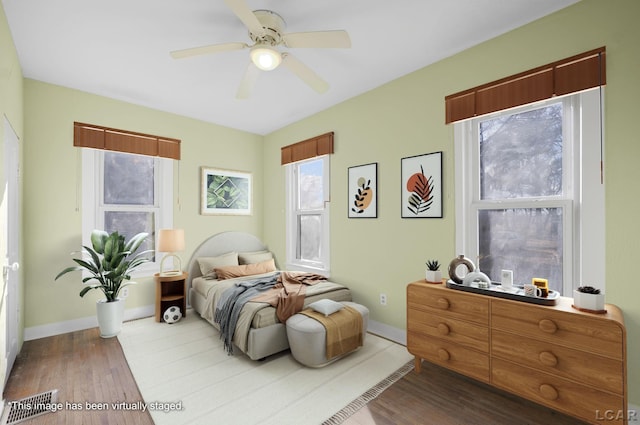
[445,47,606,124]
[73,122,181,160]
[281,132,334,165]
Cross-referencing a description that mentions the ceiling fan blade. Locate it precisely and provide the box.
[223,0,265,38]
[170,42,247,59]
[236,62,261,99]
[283,30,351,49]
[281,53,329,94]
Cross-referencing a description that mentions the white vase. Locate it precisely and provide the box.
[96,298,125,338]
[425,270,442,283]
[573,290,605,311]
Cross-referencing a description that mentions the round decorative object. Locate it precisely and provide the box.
[462,270,492,287]
[447,255,475,284]
[163,306,182,324]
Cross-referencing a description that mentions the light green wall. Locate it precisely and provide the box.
[263,0,640,404]
[8,0,640,408]
[22,79,263,327]
[0,2,24,385]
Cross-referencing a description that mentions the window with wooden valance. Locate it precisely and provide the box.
[445,47,606,124]
[281,132,334,165]
[73,122,181,160]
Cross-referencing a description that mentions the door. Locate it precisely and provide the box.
[1,116,20,389]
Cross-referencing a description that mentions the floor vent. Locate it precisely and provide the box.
[2,390,59,425]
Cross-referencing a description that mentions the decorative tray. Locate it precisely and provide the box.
[446,280,559,306]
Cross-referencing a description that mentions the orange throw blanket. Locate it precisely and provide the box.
[250,272,326,322]
[299,306,364,360]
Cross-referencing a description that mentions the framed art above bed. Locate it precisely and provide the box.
[201,167,252,215]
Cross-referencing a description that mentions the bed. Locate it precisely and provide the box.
[186,231,352,360]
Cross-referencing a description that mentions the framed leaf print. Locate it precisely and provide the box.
[201,167,252,215]
[401,152,442,218]
[348,163,377,218]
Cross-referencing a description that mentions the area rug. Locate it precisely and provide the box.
[118,311,413,425]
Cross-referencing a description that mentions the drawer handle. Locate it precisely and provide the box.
[539,383,559,401]
[437,348,450,361]
[538,351,558,367]
[538,319,558,334]
[437,323,450,336]
[436,298,450,310]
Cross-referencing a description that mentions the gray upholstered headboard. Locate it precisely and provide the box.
[185,231,270,291]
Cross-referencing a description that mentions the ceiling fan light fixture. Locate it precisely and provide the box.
[250,45,281,71]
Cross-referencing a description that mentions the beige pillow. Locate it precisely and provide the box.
[197,252,238,279]
[238,250,274,265]
[215,259,276,280]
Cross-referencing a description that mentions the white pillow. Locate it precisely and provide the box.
[197,252,238,279]
[308,299,344,316]
[238,250,274,265]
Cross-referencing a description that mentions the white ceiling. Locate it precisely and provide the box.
[3,0,579,135]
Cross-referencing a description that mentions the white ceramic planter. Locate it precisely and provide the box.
[425,270,442,283]
[96,298,125,338]
[573,289,605,311]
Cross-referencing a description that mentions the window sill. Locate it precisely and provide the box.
[285,262,330,278]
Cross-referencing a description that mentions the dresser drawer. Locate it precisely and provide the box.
[407,283,489,325]
[408,307,489,353]
[408,334,490,383]
[492,330,623,394]
[491,300,624,359]
[492,358,625,424]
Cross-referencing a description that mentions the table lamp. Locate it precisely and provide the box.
[158,229,185,276]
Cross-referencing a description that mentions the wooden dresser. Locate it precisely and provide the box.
[407,281,627,425]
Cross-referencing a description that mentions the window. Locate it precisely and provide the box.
[285,156,330,275]
[455,89,604,295]
[82,149,173,276]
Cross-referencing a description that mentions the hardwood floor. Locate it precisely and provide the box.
[3,327,153,425]
[344,360,589,425]
[3,327,588,425]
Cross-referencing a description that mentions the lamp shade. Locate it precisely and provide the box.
[250,45,282,71]
[158,229,185,253]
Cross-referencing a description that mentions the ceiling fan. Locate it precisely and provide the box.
[170,0,351,99]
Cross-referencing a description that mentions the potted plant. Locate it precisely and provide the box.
[573,285,605,312]
[425,260,442,283]
[55,230,152,337]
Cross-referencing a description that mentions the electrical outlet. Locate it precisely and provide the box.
[379,293,387,306]
[120,287,129,298]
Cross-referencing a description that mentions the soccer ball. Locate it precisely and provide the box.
[163,306,182,324]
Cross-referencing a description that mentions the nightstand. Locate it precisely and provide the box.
[154,272,188,322]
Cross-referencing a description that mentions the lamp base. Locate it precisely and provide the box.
[159,254,182,277]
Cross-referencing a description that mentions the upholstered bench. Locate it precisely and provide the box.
[286,301,369,368]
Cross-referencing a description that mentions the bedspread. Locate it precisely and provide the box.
[199,271,349,355]
[212,272,328,354]
[250,272,327,322]
[214,273,280,354]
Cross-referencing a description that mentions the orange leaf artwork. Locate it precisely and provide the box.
[406,165,434,215]
[348,162,377,218]
[352,177,373,214]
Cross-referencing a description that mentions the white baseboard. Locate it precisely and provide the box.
[0,399,8,425]
[367,319,406,346]
[24,305,155,341]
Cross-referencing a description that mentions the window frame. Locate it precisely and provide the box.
[285,155,331,276]
[455,89,605,295]
[82,148,174,277]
